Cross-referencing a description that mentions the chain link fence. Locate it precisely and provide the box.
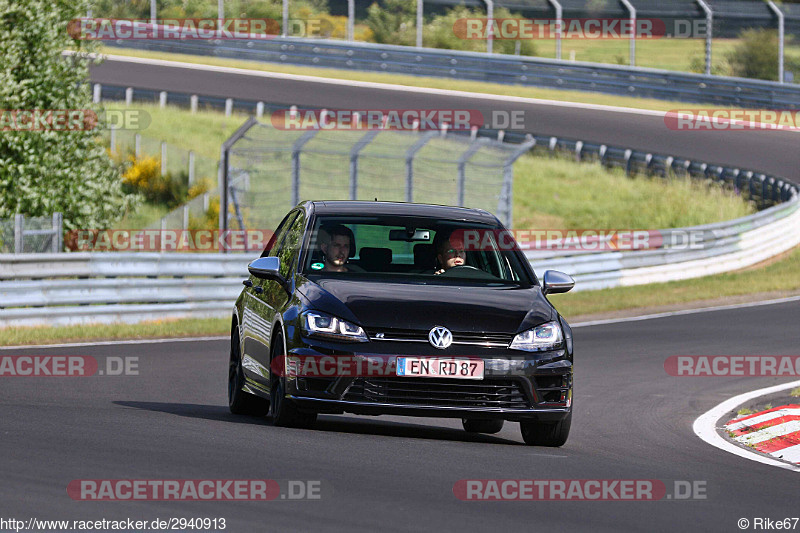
[0,214,63,253]
[221,118,534,235]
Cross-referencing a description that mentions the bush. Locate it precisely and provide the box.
[726,28,784,81]
[365,0,416,45]
[121,155,189,208]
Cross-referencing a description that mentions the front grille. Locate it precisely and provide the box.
[366,327,513,346]
[343,377,531,409]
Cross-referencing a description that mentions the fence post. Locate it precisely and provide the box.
[52,212,63,253]
[225,98,233,117]
[619,0,636,66]
[282,0,288,37]
[416,0,423,48]
[696,0,713,75]
[125,87,133,106]
[347,0,355,41]
[547,0,562,60]
[159,91,167,108]
[405,131,437,203]
[191,95,198,114]
[290,130,319,207]
[256,102,264,119]
[109,125,117,156]
[188,150,195,185]
[767,1,785,83]
[500,137,536,227]
[349,130,381,201]
[93,83,102,104]
[161,141,167,175]
[457,138,489,207]
[14,214,23,254]
[481,0,493,54]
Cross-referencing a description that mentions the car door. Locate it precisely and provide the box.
[241,210,300,390]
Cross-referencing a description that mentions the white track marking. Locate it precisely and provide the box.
[734,422,800,446]
[771,443,800,462]
[726,408,800,431]
[693,379,800,472]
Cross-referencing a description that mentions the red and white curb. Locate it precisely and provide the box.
[725,405,800,463]
[693,379,800,472]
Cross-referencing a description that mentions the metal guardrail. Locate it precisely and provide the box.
[527,198,800,291]
[106,37,800,108]
[1,194,798,327]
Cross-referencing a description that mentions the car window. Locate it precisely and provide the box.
[303,215,532,286]
[267,211,300,260]
[276,210,306,278]
[261,211,299,258]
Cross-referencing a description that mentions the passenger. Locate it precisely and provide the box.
[433,231,467,275]
[319,224,360,273]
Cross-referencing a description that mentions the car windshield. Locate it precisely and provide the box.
[302,215,533,286]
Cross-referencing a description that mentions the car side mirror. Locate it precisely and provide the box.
[248,257,290,293]
[542,270,575,295]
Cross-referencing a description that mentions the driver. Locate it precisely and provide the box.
[319,224,361,273]
[433,230,467,275]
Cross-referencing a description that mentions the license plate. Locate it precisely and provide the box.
[396,357,484,380]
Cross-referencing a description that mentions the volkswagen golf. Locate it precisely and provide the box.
[228,201,575,446]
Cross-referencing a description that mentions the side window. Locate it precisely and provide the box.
[264,211,299,258]
[276,211,306,278]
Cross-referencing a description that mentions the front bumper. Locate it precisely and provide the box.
[284,339,573,421]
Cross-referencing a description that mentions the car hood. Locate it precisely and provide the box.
[297,278,554,335]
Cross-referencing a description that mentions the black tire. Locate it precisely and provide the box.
[462,418,504,434]
[520,411,571,447]
[228,329,269,416]
[270,334,317,429]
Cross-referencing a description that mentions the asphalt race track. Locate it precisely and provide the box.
[2,300,799,532]
[2,56,793,531]
[89,57,800,179]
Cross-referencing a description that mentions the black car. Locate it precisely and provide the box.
[229,201,575,446]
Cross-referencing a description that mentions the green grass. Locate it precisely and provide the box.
[737,408,754,416]
[532,38,742,73]
[104,102,244,157]
[548,245,800,318]
[791,388,800,398]
[107,103,755,231]
[513,155,753,229]
[0,318,229,346]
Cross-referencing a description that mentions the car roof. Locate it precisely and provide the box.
[308,201,500,224]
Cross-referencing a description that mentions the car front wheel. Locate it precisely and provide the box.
[520,412,571,447]
[228,329,269,416]
[462,418,504,434]
[270,333,317,429]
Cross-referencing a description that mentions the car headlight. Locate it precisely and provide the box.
[302,311,368,343]
[509,321,563,352]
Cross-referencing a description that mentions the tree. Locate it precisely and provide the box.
[0,0,133,231]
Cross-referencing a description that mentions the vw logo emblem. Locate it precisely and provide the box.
[428,326,452,349]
